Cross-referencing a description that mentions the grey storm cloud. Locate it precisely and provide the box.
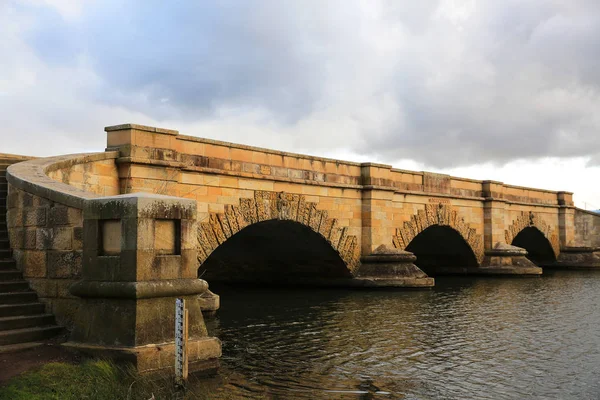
[6,0,600,167]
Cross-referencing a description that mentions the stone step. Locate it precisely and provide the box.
[0,342,43,353]
[0,325,62,346]
[0,270,23,281]
[0,314,55,331]
[0,249,12,259]
[0,291,38,305]
[0,239,9,249]
[0,302,45,318]
[0,281,29,293]
[0,260,16,270]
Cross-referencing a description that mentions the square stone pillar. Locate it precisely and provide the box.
[481,181,542,275]
[105,124,181,195]
[558,191,575,248]
[482,181,507,251]
[360,163,396,255]
[65,193,221,374]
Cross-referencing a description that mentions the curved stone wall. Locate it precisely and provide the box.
[6,152,119,326]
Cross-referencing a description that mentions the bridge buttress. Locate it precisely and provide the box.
[557,192,576,248]
[482,181,507,251]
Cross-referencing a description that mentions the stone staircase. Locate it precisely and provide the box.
[0,158,62,348]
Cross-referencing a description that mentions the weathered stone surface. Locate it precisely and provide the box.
[393,203,485,264]
[47,250,82,278]
[49,206,82,226]
[486,242,528,256]
[574,209,600,248]
[198,289,220,313]
[505,211,560,257]
[13,249,47,278]
[196,190,360,273]
[36,227,73,250]
[8,227,37,249]
[554,247,600,269]
[356,245,434,287]
[64,192,219,375]
[480,242,543,275]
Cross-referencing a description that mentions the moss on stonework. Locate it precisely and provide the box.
[0,360,227,400]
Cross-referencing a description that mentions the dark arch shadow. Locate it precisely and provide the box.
[405,225,479,276]
[511,226,556,266]
[199,219,352,284]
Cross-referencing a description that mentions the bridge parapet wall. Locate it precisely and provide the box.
[106,124,571,207]
[6,152,120,327]
[105,124,574,261]
[573,209,600,247]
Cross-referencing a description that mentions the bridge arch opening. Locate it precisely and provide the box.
[511,227,556,266]
[198,219,352,284]
[405,225,479,276]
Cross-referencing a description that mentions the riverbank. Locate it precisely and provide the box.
[0,334,77,384]
[0,344,233,400]
[1,359,180,400]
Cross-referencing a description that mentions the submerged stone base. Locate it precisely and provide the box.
[355,245,434,288]
[479,243,542,275]
[63,337,221,375]
[550,247,600,269]
[199,289,220,317]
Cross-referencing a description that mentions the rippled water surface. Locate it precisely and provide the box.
[193,271,600,399]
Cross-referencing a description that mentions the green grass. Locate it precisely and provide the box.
[0,360,220,400]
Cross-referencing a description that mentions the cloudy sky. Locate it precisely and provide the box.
[2,0,600,208]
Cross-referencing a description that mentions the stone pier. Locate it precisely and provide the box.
[63,193,220,374]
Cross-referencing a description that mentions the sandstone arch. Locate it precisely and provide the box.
[392,203,485,264]
[505,211,559,258]
[196,190,360,274]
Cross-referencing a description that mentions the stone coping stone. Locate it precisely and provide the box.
[84,192,197,220]
[105,123,179,135]
[485,242,528,257]
[178,135,562,195]
[0,153,37,162]
[177,134,365,167]
[361,245,417,263]
[6,152,119,209]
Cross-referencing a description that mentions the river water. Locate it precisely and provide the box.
[193,271,600,399]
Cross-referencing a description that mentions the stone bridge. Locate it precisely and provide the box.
[3,123,600,373]
[104,124,598,282]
